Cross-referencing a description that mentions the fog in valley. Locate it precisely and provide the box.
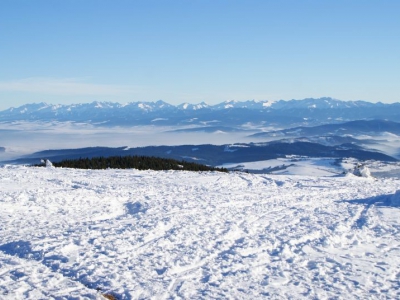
[1,121,400,163]
[0,122,259,161]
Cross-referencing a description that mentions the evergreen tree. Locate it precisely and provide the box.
[33,155,228,173]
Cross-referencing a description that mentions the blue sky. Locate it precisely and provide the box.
[1,0,399,110]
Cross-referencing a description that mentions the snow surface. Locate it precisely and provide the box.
[220,158,341,176]
[221,157,400,178]
[1,166,400,299]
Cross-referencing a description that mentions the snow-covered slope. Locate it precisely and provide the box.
[1,166,400,299]
[220,157,400,177]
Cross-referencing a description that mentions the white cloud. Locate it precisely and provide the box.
[0,77,135,96]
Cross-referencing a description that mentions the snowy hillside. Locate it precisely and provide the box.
[1,166,400,299]
[220,157,400,177]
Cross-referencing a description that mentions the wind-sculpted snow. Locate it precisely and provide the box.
[1,166,400,299]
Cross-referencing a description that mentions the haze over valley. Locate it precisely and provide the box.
[1,98,400,178]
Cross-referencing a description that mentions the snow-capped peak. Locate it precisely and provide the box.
[177,102,210,110]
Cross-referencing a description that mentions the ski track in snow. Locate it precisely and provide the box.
[1,166,400,299]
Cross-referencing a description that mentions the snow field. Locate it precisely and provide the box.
[1,166,400,299]
[220,157,342,176]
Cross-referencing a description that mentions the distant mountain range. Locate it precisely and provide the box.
[251,120,400,138]
[8,138,397,167]
[1,98,400,127]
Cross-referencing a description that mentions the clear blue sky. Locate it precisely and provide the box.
[1,0,399,110]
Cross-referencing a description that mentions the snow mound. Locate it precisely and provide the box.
[40,159,54,168]
[352,164,372,178]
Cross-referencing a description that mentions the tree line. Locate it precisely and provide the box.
[35,155,228,172]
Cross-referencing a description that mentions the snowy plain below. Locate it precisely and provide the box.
[1,165,400,299]
[220,157,400,178]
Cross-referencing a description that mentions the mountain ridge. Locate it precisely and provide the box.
[251,119,400,138]
[7,139,397,166]
[1,98,400,126]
